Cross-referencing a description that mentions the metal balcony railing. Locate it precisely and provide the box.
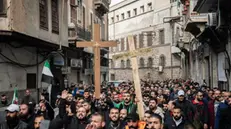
[76,25,92,41]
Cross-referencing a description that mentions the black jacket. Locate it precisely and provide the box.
[164,117,186,129]
[175,99,195,123]
[21,115,35,129]
[106,121,125,129]
[65,116,88,129]
[0,120,28,129]
[219,106,231,129]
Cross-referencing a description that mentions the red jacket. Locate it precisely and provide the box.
[208,100,215,129]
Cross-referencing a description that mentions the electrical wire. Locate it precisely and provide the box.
[0,52,50,68]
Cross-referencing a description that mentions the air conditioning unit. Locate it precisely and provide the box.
[207,13,217,26]
[71,59,82,68]
[158,66,163,73]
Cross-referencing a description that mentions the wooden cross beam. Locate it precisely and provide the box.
[76,24,117,99]
[127,36,146,119]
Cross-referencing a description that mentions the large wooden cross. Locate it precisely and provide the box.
[127,36,145,119]
[76,24,117,99]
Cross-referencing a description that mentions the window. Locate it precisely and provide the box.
[121,60,125,68]
[27,73,36,89]
[140,58,145,67]
[111,60,114,68]
[170,0,177,3]
[133,8,137,16]
[127,11,131,18]
[133,35,137,49]
[126,59,131,68]
[148,3,152,11]
[52,0,59,33]
[121,38,125,51]
[148,57,153,67]
[121,13,125,20]
[40,0,48,30]
[111,74,115,81]
[159,29,165,44]
[147,32,153,46]
[116,15,119,21]
[0,0,6,16]
[159,55,166,66]
[111,17,114,23]
[140,6,144,13]
[139,34,144,48]
[126,37,129,50]
[70,0,77,23]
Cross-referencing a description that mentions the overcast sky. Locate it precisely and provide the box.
[110,0,125,6]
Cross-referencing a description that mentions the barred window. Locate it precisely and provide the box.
[140,58,145,67]
[121,60,125,68]
[52,0,59,34]
[159,55,166,66]
[126,59,131,68]
[70,0,77,23]
[148,57,153,67]
[40,0,48,30]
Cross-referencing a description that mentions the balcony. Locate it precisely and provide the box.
[94,0,110,16]
[184,12,207,37]
[68,25,92,42]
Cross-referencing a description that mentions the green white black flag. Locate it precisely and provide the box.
[42,60,53,84]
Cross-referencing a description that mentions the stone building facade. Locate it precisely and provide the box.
[181,0,231,90]
[108,0,184,81]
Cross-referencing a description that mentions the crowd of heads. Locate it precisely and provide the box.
[1,79,231,129]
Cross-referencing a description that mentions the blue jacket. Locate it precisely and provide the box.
[215,101,229,129]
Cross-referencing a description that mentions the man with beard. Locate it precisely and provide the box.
[83,101,93,120]
[21,90,36,107]
[143,94,150,111]
[119,109,127,121]
[208,90,222,129]
[0,104,28,129]
[64,107,88,129]
[86,113,106,129]
[125,113,146,129]
[112,94,122,109]
[84,90,92,102]
[175,90,195,124]
[106,108,124,129]
[19,104,35,129]
[0,94,9,108]
[192,90,208,129]
[163,106,186,129]
[34,115,44,129]
[219,95,231,129]
[164,101,176,122]
[215,91,231,129]
[148,98,164,119]
[121,93,137,114]
[147,114,163,129]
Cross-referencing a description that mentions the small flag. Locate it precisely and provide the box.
[12,88,18,104]
[41,60,53,84]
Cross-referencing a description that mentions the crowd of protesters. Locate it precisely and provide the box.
[0,79,231,129]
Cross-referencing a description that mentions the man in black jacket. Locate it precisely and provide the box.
[192,90,208,129]
[175,90,195,123]
[219,95,231,129]
[106,108,124,129]
[164,106,186,129]
[19,104,35,129]
[0,104,28,129]
[64,107,88,129]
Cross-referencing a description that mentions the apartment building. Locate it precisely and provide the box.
[108,0,184,81]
